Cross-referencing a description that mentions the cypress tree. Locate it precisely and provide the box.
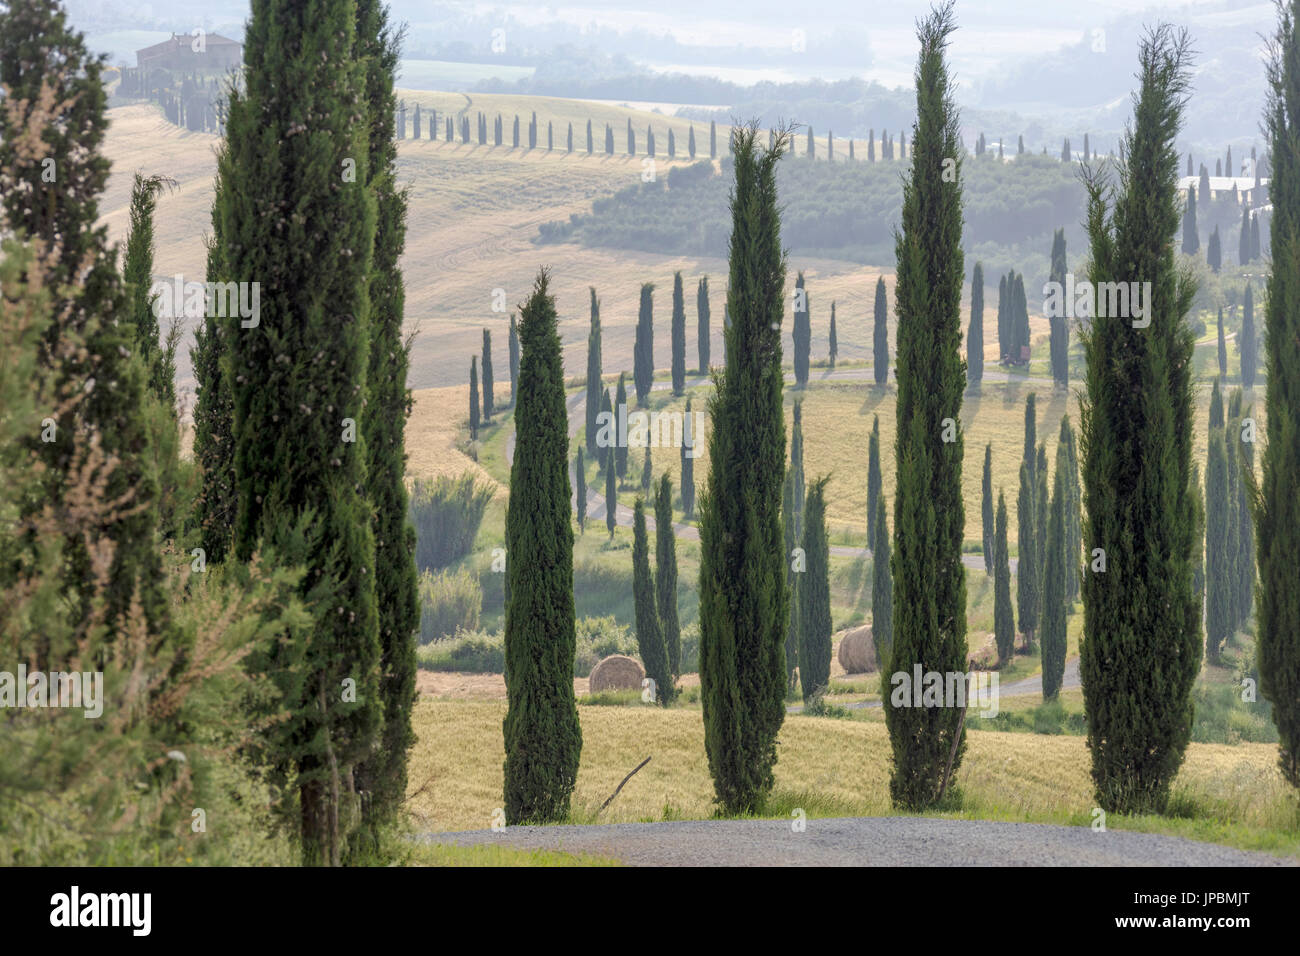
[689,125,697,158]
[597,386,613,472]
[872,494,893,671]
[828,131,834,161]
[869,129,876,161]
[1252,216,1262,260]
[605,424,617,538]
[1241,283,1257,388]
[867,414,882,548]
[1060,415,1082,602]
[220,0,381,864]
[627,118,635,156]
[565,122,571,152]
[1217,307,1228,377]
[1012,272,1030,363]
[1017,460,1039,649]
[994,491,1015,664]
[1036,442,1049,596]
[799,477,832,702]
[698,124,789,813]
[668,128,675,158]
[1240,207,1253,264]
[1049,228,1069,387]
[513,115,519,147]
[782,465,801,692]
[829,301,838,368]
[1041,466,1067,698]
[982,443,994,573]
[585,288,602,454]
[1024,392,1037,465]
[576,447,587,532]
[634,283,654,406]
[646,125,655,157]
[997,272,1009,361]
[640,445,652,494]
[605,123,614,155]
[529,111,537,148]
[967,262,984,387]
[1018,134,1024,155]
[681,398,696,520]
[806,124,815,159]
[508,312,520,406]
[671,271,686,395]
[710,119,717,158]
[482,328,495,421]
[655,474,681,678]
[1259,0,1300,786]
[697,276,711,372]
[1232,390,1255,627]
[793,271,811,386]
[587,118,593,154]
[1079,25,1200,813]
[1208,225,1222,272]
[615,373,629,478]
[632,498,673,705]
[1182,188,1199,254]
[123,172,178,409]
[849,139,855,161]
[1200,163,1212,203]
[1191,461,1205,606]
[873,275,889,385]
[888,2,968,811]
[469,357,480,439]
[504,271,582,821]
[1206,421,1231,662]
[352,0,420,848]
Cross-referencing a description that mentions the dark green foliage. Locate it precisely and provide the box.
[482,328,495,420]
[698,124,789,813]
[1239,206,1253,264]
[1191,462,1205,604]
[1182,188,1199,254]
[585,289,602,454]
[1023,392,1037,464]
[124,171,178,409]
[982,443,994,573]
[598,386,613,472]
[1206,424,1230,662]
[632,498,673,705]
[1060,416,1082,602]
[1260,0,1300,786]
[634,283,654,406]
[1048,228,1069,387]
[997,273,1009,360]
[867,414,882,549]
[872,494,893,670]
[469,357,480,439]
[671,271,686,394]
[1078,26,1200,814]
[605,433,617,538]
[503,271,582,823]
[1225,389,1242,634]
[220,0,382,864]
[829,301,838,368]
[994,491,1015,664]
[1241,283,1257,389]
[193,225,237,564]
[1208,224,1222,272]
[655,475,681,678]
[1041,467,1067,699]
[783,401,806,692]
[1035,442,1048,599]
[576,447,587,532]
[967,262,984,386]
[1017,460,1040,646]
[696,276,711,372]
[886,2,968,811]
[508,312,521,405]
[1011,273,1030,364]
[799,478,832,703]
[793,271,811,386]
[873,276,889,385]
[615,373,629,478]
[681,397,696,519]
[640,445,652,494]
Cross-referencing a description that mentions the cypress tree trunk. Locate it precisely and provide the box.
[698,124,789,813]
[633,498,673,705]
[1079,26,1199,814]
[967,262,984,387]
[994,492,1015,664]
[793,271,811,386]
[1259,0,1300,786]
[697,276,711,372]
[867,414,882,549]
[1041,467,1067,698]
[982,443,994,573]
[872,494,893,674]
[634,284,654,406]
[504,271,582,822]
[221,0,381,864]
[799,477,832,703]
[655,475,681,678]
[482,328,494,421]
[671,271,686,395]
[873,276,889,385]
[585,289,602,455]
[887,2,968,811]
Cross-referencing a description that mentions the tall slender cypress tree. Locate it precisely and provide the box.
[469,357,480,439]
[1240,206,1253,264]
[888,2,968,810]
[698,124,789,813]
[782,466,801,692]
[587,118,593,154]
[697,276,711,372]
[508,312,520,406]
[615,373,629,478]
[598,386,613,472]
[792,271,811,386]
[655,475,681,678]
[1206,415,1231,663]
[994,491,1015,664]
[1241,283,1257,389]
[1035,442,1049,598]
[982,443,994,573]
[829,301,838,368]
[632,498,673,705]
[710,119,717,158]
[1060,415,1082,603]
[640,445,652,494]
[1049,228,1069,387]
[967,262,984,387]
[605,422,617,538]
[867,414,882,549]
[482,328,495,421]
[997,272,1009,361]
[1259,0,1300,786]
[872,494,893,673]
[220,0,380,864]
[1079,26,1199,813]
[1012,272,1030,363]
[504,271,582,821]
[124,172,178,409]
[634,283,654,406]
[873,276,889,385]
[681,397,696,519]
[671,271,686,394]
[799,477,832,702]
[1017,460,1039,649]
[585,288,602,455]
[1041,467,1067,698]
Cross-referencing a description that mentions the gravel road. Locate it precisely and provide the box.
[426,816,1292,866]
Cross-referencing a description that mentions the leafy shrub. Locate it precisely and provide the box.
[418,567,482,644]
[416,630,505,673]
[409,473,494,572]
[574,616,639,677]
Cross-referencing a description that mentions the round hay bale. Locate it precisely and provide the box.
[837,625,876,674]
[589,654,645,693]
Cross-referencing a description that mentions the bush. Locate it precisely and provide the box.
[416,629,505,673]
[418,567,482,644]
[409,473,494,572]
[678,621,701,673]
[574,616,639,677]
